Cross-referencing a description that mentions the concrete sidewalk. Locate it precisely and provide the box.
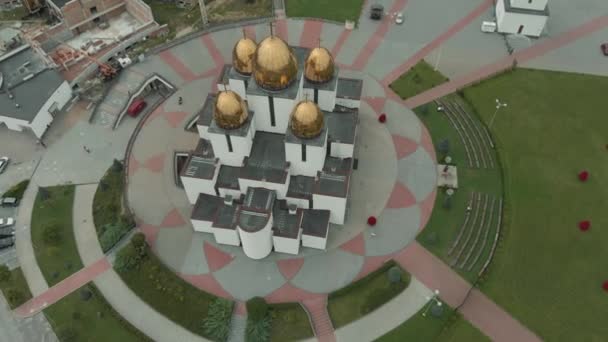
[72,184,208,342]
[14,183,48,297]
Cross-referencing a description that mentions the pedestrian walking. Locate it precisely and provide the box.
[83,146,90,153]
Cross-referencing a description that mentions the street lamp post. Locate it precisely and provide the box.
[488,98,507,129]
[422,289,443,317]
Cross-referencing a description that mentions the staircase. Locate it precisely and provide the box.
[227,314,246,342]
[303,297,336,342]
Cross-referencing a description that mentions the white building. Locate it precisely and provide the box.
[0,45,72,139]
[496,0,549,37]
[181,32,363,259]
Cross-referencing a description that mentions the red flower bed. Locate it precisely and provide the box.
[578,220,591,232]
[603,281,608,292]
[367,216,377,226]
[578,171,589,182]
[378,113,387,123]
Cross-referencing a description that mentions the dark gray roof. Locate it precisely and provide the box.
[217,64,231,85]
[292,46,310,68]
[303,66,339,91]
[241,132,288,184]
[191,193,223,221]
[213,202,239,230]
[314,157,353,198]
[325,110,358,144]
[0,46,65,122]
[238,187,276,232]
[287,175,314,200]
[272,200,302,238]
[228,65,250,81]
[284,125,327,147]
[180,154,217,179]
[48,0,70,9]
[197,93,216,126]
[194,139,215,158]
[300,209,330,237]
[208,111,254,137]
[216,165,240,190]
[504,0,549,16]
[336,78,363,100]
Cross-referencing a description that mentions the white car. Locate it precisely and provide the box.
[395,12,404,25]
[0,157,8,174]
[0,217,14,228]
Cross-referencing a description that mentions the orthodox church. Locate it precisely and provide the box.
[180,28,363,259]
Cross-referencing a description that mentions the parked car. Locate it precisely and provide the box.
[370,4,384,20]
[0,226,14,237]
[0,236,15,250]
[395,12,404,25]
[0,197,18,207]
[601,43,608,56]
[0,217,14,228]
[0,157,8,174]
[127,99,147,117]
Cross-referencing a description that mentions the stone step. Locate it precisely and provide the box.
[227,314,246,342]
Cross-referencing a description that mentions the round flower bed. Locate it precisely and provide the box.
[367,216,377,226]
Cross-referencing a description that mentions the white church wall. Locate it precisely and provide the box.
[318,88,337,112]
[496,0,548,37]
[191,218,214,233]
[238,216,273,259]
[329,142,354,159]
[218,187,242,200]
[238,177,289,199]
[285,141,326,177]
[208,131,252,167]
[271,97,295,133]
[197,124,209,139]
[302,233,327,250]
[213,227,241,246]
[273,231,301,255]
[335,98,360,110]
[228,79,247,99]
[248,94,270,131]
[181,172,219,203]
[286,197,310,210]
[312,194,346,224]
[510,0,548,11]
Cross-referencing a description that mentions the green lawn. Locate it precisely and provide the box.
[389,60,449,100]
[207,0,272,23]
[328,261,410,328]
[460,69,608,340]
[0,268,32,309]
[93,163,124,232]
[45,283,150,342]
[117,246,225,339]
[143,0,201,36]
[0,6,27,20]
[2,179,30,200]
[286,0,365,23]
[269,302,314,342]
[378,304,488,342]
[31,186,84,286]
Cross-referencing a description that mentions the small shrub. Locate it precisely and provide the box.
[246,297,269,322]
[42,224,61,245]
[99,181,110,192]
[202,298,233,342]
[387,266,401,284]
[80,288,93,301]
[437,138,450,155]
[121,213,136,230]
[111,159,124,173]
[2,180,30,200]
[442,196,452,210]
[0,265,11,282]
[100,223,128,251]
[38,187,51,201]
[114,244,144,272]
[6,288,24,307]
[246,314,271,342]
[131,232,147,254]
[420,104,430,116]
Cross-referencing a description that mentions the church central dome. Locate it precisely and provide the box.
[290,100,324,139]
[214,90,249,129]
[253,36,298,91]
[233,37,257,75]
[304,47,334,83]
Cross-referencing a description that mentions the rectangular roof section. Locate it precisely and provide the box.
[325,110,358,144]
[272,200,302,238]
[241,132,288,183]
[181,154,217,179]
[301,209,330,238]
[191,193,223,221]
[197,93,216,127]
[336,78,363,100]
[287,175,314,200]
[216,165,240,190]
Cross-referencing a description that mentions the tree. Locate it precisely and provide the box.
[114,244,143,272]
[42,224,61,245]
[131,232,147,255]
[100,223,127,252]
[6,288,24,307]
[246,315,271,342]
[437,138,450,156]
[111,159,124,173]
[246,297,268,322]
[202,298,233,342]
[0,265,11,282]
[387,266,402,284]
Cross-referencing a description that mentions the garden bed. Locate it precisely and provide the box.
[327,260,410,328]
[31,185,84,286]
[0,267,32,309]
[389,60,449,100]
[269,302,314,342]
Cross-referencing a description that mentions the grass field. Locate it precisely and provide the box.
[31,186,84,287]
[269,303,314,341]
[389,60,449,100]
[328,261,409,328]
[460,69,608,340]
[0,268,32,309]
[93,163,124,232]
[286,0,365,23]
[45,283,150,342]
[117,246,223,339]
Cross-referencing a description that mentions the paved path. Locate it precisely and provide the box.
[395,242,541,342]
[302,297,335,342]
[403,14,608,108]
[14,183,48,297]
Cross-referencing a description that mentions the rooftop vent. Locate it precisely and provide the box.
[15,103,20,108]
[23,73,34,81]
[224,195,233,206]
[288,204,297,215]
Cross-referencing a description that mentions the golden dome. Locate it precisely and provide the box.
[232,37,257,75]
[304,47,334,83]
[290,100,324,139]
[214,90,249,129]
[253,36,298,91]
